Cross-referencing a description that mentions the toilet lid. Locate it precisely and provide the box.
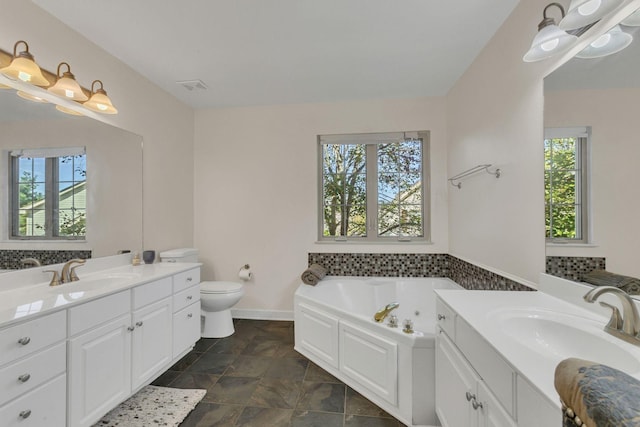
[201,281,243,294]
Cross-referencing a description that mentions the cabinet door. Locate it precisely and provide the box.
[339,321,397,405]
[68,314,132,427]
[173,301,201,358]
[435,331,478,427]
[294,303,339,368]
[477,381,516,427]
[132,297,173,390]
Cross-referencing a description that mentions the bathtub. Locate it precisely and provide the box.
[294,276,462,427]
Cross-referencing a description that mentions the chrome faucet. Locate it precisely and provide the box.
[584,286,640,345]
[21,257,41,268]
[374,302,399,322]
[61,259,86,283]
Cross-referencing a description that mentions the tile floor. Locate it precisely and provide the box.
[152,319,407,427]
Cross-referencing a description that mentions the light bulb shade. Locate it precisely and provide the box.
[17,90,48,103]
[621,9,640,26]
[523,24,578,62]
[560,0,625,30]
[55,104,83,116]
[47,62,88,102]
[84,80,118,114]
[0,55,50,87]
[575,25,632,58]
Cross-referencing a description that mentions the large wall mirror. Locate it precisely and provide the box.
[544,9,640,282]
[0,78,142,268]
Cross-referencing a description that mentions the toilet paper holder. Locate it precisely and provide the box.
[238,264,253,281]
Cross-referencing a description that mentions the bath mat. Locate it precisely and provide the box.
[92,385,206,427]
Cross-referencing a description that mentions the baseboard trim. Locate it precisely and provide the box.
[231,308,294,321]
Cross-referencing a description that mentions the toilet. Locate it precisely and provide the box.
[159,248,245,338]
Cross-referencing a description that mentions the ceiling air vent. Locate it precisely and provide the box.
[176,79,208,91]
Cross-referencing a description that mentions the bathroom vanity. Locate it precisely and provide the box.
[0,257,201,427]
[434,285,640,427]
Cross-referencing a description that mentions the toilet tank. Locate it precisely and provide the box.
[159,248,199,263]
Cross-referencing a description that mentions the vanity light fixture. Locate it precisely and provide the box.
[16,90,48,103]
[0,41,50,87]
[55,104,83,116]
[575,24,633,58]
[83,80,118,114]
[523,3,578,62]
[560,0,625,30]
[47,62,88,102]
[621,8,640,26]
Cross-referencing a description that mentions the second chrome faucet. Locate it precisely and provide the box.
[45,258,86,286]
[584,285,640,345]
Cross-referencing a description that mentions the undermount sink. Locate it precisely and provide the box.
[488,308,640,373]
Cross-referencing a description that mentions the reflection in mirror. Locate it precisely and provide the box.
[0,86,142,270]
[544,12,640,288]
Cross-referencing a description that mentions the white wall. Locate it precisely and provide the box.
[545,88,640,278]
[445,0,556,285]
[1,0,195,254]
[194,98,448,313]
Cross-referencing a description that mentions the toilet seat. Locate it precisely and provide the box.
[200,281,243,294]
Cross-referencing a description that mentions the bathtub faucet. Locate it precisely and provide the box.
[374,302,399,322]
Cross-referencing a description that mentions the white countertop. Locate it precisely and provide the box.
[434,289,640,408]
[0,262,201,328]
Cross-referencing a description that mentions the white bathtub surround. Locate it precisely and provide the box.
[294,276,462,427]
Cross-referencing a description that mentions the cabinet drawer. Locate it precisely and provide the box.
[133,277,172,309]
[0,310,66,366]
[173,268,200,293]
[173,284,200,313]
[435,298,456,339]
[0,374,66,427]
[173,301,201,358]
[456,316,515,417]
[69,290,130,336]
[0,342,65,405]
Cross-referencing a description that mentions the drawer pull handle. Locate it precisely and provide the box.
[472,399,484,410]
[187,277,193,282]
[437,314,446,321]
[187,295,193,300]
[19,409,31,419]
[136,321,143,327]
[465,391,475,402]
[17,337,31,345]
[127,326,135,332]
[187,313,193,318]
[18,374,31,383]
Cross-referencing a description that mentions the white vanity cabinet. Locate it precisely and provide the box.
[435,295,559,427]
[436,297,517,427]
[436,332,515,427]
[68,291,133,427]
[131,278,173,390]
[172,276,201,358]
[0,310,67,426]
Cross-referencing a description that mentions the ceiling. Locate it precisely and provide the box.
[32,0,519,109]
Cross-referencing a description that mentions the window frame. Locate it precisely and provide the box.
[317,131,430,243]
[544,127,590,244]
[9,147,87,241]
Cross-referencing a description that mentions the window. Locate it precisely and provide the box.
[319,131,429,242]
[9,147,86,239]
[544,127,589,243]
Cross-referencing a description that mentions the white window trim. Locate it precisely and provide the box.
[317,131,430,243]
[544,127,591,244]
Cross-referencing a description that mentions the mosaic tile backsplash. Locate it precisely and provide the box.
[308,253,533,291]
[545,256,606,282]
[0,249,92,270]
